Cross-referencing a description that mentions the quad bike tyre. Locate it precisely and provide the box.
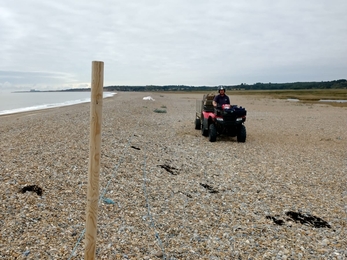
[195,118,201,130]
[201,121,208,136]
[237,125,246,143]
[209,124,217,142]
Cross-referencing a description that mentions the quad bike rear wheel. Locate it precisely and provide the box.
[195,118,201,130]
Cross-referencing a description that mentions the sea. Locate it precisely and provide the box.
[0,91,116,116]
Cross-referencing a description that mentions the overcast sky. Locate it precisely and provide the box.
[1,0,346,91]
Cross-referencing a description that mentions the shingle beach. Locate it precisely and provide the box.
[0,92,346,259]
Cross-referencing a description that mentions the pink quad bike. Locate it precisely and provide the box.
[195,94,247,142]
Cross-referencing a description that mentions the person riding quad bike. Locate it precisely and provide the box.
[213,86,230,108]
[196,86,247,142]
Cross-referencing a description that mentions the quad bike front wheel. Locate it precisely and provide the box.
[237,125,246,143]
[201,121,208,136]
[209,124,217,142]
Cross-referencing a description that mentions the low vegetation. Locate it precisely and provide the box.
[153,108,167,113]
[228,89,347,107]
[103,79,347,92]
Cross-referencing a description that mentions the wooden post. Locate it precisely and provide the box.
[85,61,104,260]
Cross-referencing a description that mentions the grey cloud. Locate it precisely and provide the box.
[0,0,346,90]
[0,70,76,84]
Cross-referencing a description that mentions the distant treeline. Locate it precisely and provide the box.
[61,79,347,92]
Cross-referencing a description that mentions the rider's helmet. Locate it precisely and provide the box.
[218,86,226,93]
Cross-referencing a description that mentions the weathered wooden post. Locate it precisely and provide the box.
[85,61,104,260]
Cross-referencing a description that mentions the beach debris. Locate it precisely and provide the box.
[131,146,141,150]
[153,108,167,113]
[266,215,285,226]
[200,183,219,193]
[20,185,43,196]
[23,250,30,257]
[266,212,331,228]
[143,96,155,101]
[180,191,193,198]
[286,211,331,228]
[157,164,179,175]
[103,198,115,205]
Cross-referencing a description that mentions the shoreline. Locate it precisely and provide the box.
[0,92,117,118]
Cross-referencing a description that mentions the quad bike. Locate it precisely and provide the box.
[195,93,247,142]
